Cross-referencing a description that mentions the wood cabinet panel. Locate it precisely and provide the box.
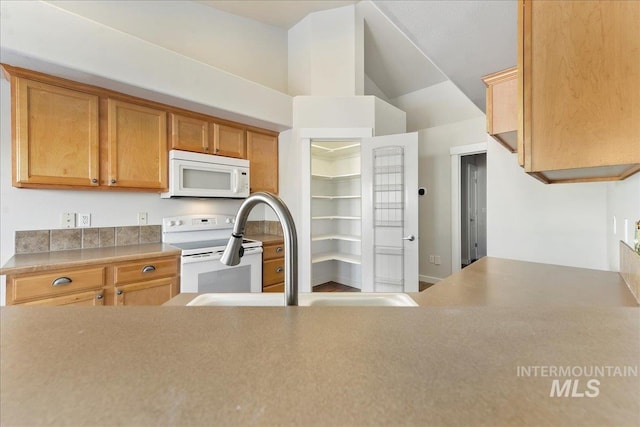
[13,78,99,187]
[263,283,284,293]
[263,258,285,287]
[18,290,105,306]
[519,0,640,182]
[262,242,284,261]
[106,99,168,189]
[8,267,105,304]
[112,257,178,285]
[169,113,209,153]
[114,277,178,306]
[212,123,246,158]
[482,67,517,152]
[246,131,278,194]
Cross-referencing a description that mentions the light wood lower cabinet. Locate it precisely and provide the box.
[5,255,180,306]
[262,241,284,292]
[110,257,179,306]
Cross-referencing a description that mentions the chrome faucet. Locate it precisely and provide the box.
[221,192,298,306]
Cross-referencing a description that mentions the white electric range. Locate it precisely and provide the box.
[162,214,263,293]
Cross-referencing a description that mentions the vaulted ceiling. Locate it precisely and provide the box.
[198,0,517,112]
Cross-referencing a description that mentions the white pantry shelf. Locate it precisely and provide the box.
[312,216,361,220]
[312,195,361,200]
[312,234,361,242]
[312,252,361,265]
[311,172,361,180]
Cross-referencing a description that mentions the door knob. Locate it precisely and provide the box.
[402,235,415,241]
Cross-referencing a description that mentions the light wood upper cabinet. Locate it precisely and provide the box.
[212,123,246,158]
[169,113,209,154]
[106,99,168,190]
[246,130,278,194]
[482,67,517,153]
[12,78,100,187]
[518,0,640,183]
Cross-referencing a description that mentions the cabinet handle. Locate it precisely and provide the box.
[91,178,98,184]
[52,277,72,286]
[275,246,283,253]
[110,179,117,184]
[275,266,283,273]
[96,294,104,300]
[116,289,123,296]
[142,265,156,273]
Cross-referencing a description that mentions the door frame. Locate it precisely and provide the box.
[299,128,373,293]
[450,142,487,274]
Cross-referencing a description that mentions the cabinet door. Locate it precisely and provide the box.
[106,99,168,189]
[169,113,209,153]
[13,78,99,187]
[114,277,178,306]
[246,131,278,194]
[520,0,640,179]
[212,123,246,158]
[18,290,105,306]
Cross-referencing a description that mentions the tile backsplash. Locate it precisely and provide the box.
[15,225,162,254]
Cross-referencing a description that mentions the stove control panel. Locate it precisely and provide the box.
[162,214,236,232]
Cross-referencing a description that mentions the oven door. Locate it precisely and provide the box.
[180,247,262,293]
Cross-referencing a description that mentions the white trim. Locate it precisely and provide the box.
[450,142,487,274]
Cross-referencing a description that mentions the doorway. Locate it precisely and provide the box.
[460,153,487,268]
[450,142,487,274]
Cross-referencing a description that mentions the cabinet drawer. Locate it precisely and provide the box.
[263,258,284,287]
[18,290,105,306]
[263,282,284,293]
[263,243,284,260]
[113,257,178,285]
[9,267,105,304]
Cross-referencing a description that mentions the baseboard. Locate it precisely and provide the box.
[420,274,443,284]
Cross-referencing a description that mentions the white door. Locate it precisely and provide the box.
[361,132,419,293]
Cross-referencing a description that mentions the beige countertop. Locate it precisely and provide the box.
[1,306,638,426]
[2,257,639,426]
[411,257,639,307]
[0,243,181,276]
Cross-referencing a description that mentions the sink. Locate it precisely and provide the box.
[186,292,418,307]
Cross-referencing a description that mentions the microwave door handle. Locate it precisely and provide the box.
[232,169,239,193]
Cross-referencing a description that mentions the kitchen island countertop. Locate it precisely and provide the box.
[1,257,639,426]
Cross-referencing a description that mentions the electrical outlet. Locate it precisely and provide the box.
[60,213,75,228]
[138,212,148,225]
[434,255,441,265]
[77,213,91,228]
[429,255,435,263]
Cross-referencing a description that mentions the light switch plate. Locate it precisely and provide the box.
[138,212,148,225]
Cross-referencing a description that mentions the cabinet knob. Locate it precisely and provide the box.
[275,246,283,253]
[91,178,98,184]
[141,265,156,273]
[275,266,283,273]
[52,277,72,286]
[110,179,117,184]
[116,289,123,296]
[215,148,220,153]
[96,294,104,300]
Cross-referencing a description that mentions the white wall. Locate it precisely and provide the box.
[288,5,362,96]
[418,117,487,282]
[0,0,292,130]
[606,173,640,270]
[391,80,484,132]
[486,136,610,270]
[48,0,289,93]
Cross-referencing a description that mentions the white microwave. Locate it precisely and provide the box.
[161,150,250,198]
